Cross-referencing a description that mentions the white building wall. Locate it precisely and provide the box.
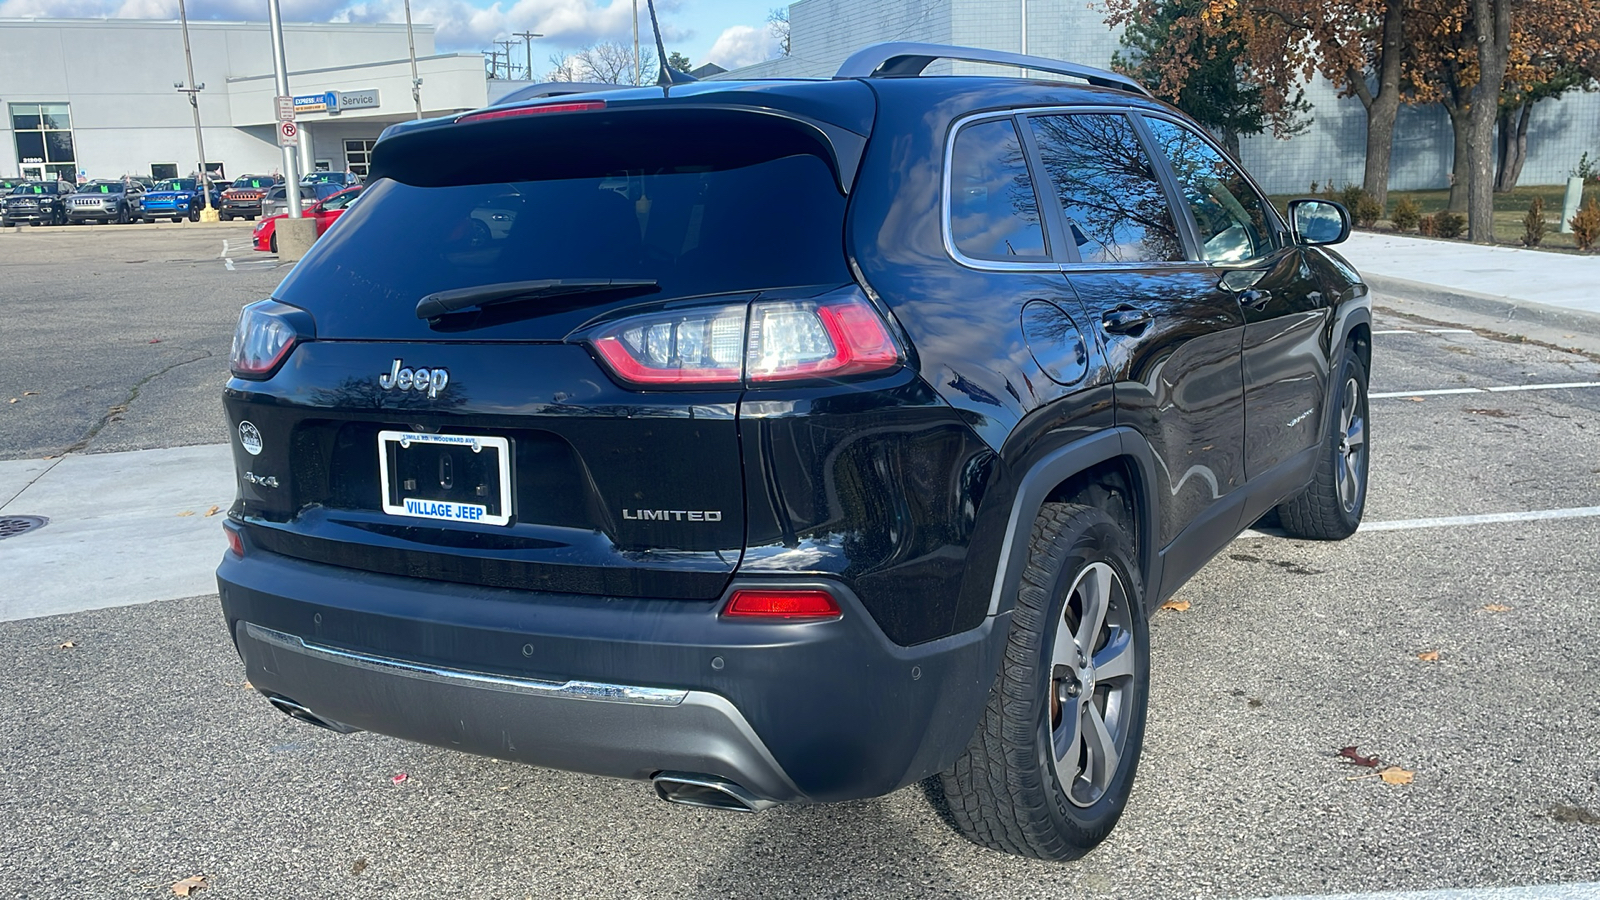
[0,18,466,180]
[723,0,1600,196]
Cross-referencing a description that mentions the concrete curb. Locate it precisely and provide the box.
[1363,273,1600,338]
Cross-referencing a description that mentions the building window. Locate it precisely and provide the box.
[11,102,76,182]
[344,139,377,177]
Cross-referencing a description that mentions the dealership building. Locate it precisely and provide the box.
[1,17,489,184]
[726,0,1600,194]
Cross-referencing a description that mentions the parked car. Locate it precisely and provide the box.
[252,185,363,252]
[219,175,280,221]
[2,180,76,226]
[66,179,143,224]
[140,178,220,222]
[260,182,347,219]
[301,171,361,188]
[219,43,1370,862]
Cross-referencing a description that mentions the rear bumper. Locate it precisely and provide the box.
[217,537,1003,804]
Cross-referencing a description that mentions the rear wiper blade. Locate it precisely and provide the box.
[415,278,658,319]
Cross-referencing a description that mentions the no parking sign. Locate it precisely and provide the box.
[277,120,298,147]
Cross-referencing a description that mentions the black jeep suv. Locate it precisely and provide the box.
[218,42,1370,861]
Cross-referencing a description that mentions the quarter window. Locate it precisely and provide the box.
[1027,113,1184,264]
[1143,117,1278,263]
[948,118,1049,261]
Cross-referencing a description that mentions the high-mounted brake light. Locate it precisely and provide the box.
[230,299,309,379]
[457,100,607,124]
[588,288,900,388]
[722,589,842,620]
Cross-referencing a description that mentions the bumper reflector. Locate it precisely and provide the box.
[722,589,841,621]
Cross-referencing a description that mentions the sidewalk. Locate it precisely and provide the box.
[1342,231,1600,336]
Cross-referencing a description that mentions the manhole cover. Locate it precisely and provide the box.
[0,515,49,540]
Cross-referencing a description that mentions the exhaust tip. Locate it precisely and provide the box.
[652,772,776,813]
[265,694,361,734]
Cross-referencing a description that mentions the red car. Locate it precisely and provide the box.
[253,185,363,253]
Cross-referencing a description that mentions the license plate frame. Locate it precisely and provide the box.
[377,430,513,526]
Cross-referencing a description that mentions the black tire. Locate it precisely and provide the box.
[171,217,182,223]
[116,206,129,224]
[270,233,277,254]
[1276,348,1369,540]
[933,503,1150,861]
[219,212,230,221]
[246,214,256,221]
[190,207,202,223]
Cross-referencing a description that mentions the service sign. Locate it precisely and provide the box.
[336,89,381,111]
[292,92,338,114]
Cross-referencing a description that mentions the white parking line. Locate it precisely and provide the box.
[1261,882,1600,900]
[223,256,235,271]
[1372,381,1600,399]
[1373,327,1477,335]
[219,239,229,258]
[1358,506,1600,532]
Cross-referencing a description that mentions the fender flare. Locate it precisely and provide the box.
[985,426,1164,619]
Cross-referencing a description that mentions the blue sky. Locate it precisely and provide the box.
[0,0,788,72]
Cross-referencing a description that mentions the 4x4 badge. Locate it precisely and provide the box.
[379,359,450,398]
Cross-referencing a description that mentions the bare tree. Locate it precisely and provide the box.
[561,40,659,85]
[546,52,581,82]
[767,7,791,57]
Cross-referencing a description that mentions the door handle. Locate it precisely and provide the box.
[1101,306,1154,335]
[1240,289,1273,310]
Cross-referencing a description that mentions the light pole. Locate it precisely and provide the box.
[267,0,303,218]
[404,0,422,118]
[632,0,640,85]
[513,30,542,81]
[176,0,218,221]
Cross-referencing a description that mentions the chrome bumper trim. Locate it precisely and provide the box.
[241,622,689,707]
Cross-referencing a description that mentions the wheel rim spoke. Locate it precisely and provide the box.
[1080,702,1120,797]
[1074,563,1112,654]
[1053,702,1082,772]
[1051,616,1079,670]
[1345,415,1365,449]
[1092,630,1135,682]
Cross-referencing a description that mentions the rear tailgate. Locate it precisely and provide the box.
[227,87,874,601]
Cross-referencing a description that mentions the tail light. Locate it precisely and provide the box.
[722,588,842,620]
[588,287,899,388]
[230,299,312,379]
[457,100,607,124]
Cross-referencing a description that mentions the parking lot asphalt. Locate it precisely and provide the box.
[1,226,1598,899]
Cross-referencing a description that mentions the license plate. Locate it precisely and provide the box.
[377,430,512,526]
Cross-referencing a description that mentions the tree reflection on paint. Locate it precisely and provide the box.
[949,118,1048,260]
[1028,114,1184,264]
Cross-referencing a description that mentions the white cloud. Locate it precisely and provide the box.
[704,23,779,70]
[0,0,687,53]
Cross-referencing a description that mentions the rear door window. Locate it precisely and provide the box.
[1142,116,1280,263]
[947,117,1049,262]
[1027,113,1185,264]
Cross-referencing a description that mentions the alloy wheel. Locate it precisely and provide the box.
[1335,375,1366,513]
[1047,561,1136,808]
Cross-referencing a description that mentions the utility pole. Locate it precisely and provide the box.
[404,0,422,118]
[175,0,218,221]
[494,38,517,79]
[513,30,542,81]
[484,49,500,79]
[632,0,640,85]
[267,0,302,218]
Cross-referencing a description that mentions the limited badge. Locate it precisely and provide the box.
[238,421,263,456]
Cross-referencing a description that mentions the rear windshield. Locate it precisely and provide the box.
[278,150,850,337]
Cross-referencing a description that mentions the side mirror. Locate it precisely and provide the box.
[1288,199,1351,246]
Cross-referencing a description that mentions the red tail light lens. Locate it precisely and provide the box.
[722,589,842,620]
[230,299,309,379]
[224,523,244,557]
[588,288,899,388]
[457,100,606,124]
[591,304,748,385]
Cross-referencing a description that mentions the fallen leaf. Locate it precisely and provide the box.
[1338,746,1380,767]
[23,391,38,396]
[6,398,16,404]
[171,875,207,896]
[350,858,368,876]
[203,505,220,517]
[1465,408,1512,418]
[391,772,408,784]
[58,640,76,650]
[242,681,252,690]
[1550,804,1600,825]
[108,405,128,414]
[1159,599,1190,612]
[1247,698,1263,708]
[1378,766,1414,785]
[148,338,163,344]
[41,455,55,460]
[176,510,195,517]
[1408,396,1426,402]
[1416,650,1440,661]
[1484,604,1512,613]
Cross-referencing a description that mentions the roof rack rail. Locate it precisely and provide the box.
[833,42,1152,97]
